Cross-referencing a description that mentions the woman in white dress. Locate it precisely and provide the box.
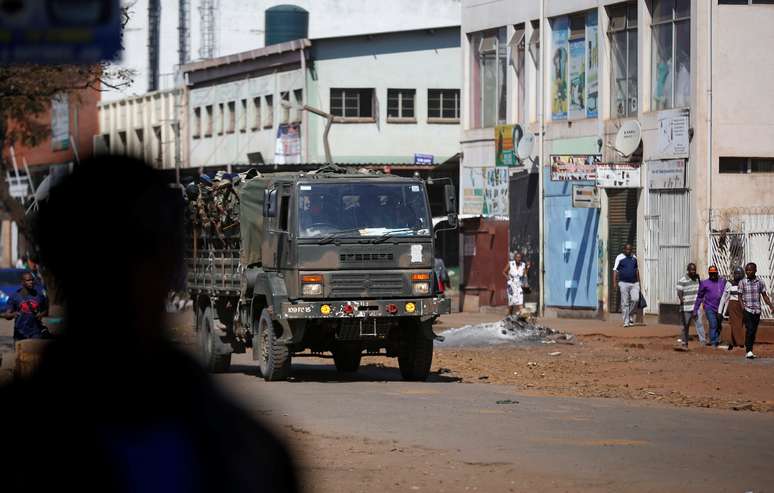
[503,251,530,316]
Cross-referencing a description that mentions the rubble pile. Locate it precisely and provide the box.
[436,314,574,348]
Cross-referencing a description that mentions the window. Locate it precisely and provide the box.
[264,95,274,128]
[240,99,247,132]
[651,0,690,111]
[227,101,236,134]
[719,157,774,174]
[470,27,507,128]
[551,11,599,120]
[205,105,213,137]
[428,89,460,121]
[153,125,162,167]
[193,107,201,138]
[252,97,261,130]
[509,24,526,123]
[330,88,375,120]
[387,89,416,121]
[217,103,224,135]
[281,91,290,124]
[118,131,127,154]
[293,89,303,122]
[608,2,638,118]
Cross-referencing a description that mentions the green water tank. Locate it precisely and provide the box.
[265,5,309,46]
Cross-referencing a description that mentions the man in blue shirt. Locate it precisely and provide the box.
[3,271,49,340]
[613,244,640,327]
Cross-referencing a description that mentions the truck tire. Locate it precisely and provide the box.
[332,342,362,372]
[398,320,434,381]
[198,305,232,373]
[255,309,291,381]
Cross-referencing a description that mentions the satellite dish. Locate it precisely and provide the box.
[614,120,642,157]
[516,131,535,161]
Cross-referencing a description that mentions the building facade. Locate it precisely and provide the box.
[461,0,774,319]
[108,0,462,102]
[180,28,462,167]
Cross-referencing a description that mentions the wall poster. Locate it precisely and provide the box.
[51,93,70,151]
[585,10,598,118]
[568,38,586,120]
[274,123,301,164]
[550,154,600,181]
[484,167,509,215]
[551,16,569,120]
[656,109,690,159]
[495,124,516,167]
[461,167,485,215]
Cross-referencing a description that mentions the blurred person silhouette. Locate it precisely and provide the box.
[0,157,300,493]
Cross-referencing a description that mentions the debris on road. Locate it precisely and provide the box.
[436,315,574,347]
[495,399,519,405]
[549,351,562,356]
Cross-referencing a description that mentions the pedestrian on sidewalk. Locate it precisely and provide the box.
[2,271,49,341]
[738,262,774,359]
[719,266,745,351]
[613,244,640,327]
[676,263,705,349]
[693,265,727,348]
[503,251,530,316]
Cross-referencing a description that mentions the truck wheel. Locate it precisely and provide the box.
[332,342,362,372]
[398,320,434,381]
[198,305,232,373]
[255,309,291,381]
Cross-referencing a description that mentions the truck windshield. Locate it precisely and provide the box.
[298,182,431,238]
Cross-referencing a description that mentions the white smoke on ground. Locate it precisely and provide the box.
[435,320,545,347]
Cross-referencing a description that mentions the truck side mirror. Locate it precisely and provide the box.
[444,184,457,214]
[264,189,278,218]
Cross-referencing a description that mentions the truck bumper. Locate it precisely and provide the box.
[278,296,451,320]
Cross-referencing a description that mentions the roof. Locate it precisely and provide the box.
[181,38,311,75]
[310,24,460,42]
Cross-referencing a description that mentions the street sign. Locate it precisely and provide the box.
[572,185,600,208]
[0,0,122,63]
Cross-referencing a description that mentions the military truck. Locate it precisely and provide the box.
[186,166,456,381]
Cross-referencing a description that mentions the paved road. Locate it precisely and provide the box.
[217,353,774,492]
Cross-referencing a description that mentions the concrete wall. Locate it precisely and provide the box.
[98,89,184,169]
[107,0,461,102]
[307,28,461,164]
[187,68,304,167]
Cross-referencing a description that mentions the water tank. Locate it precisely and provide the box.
[265,5,309,46]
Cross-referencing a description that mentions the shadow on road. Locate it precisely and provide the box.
[230,361,461,383]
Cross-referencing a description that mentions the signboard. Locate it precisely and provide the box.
[551,16,569,120]
[585,11,599,118]
[0,0,123,63]
[414,153,434,165]
[461,167,485,215]
[550,155,600,181]
[274,123,301,164]
[51,93,70,151]
[6,175,29,199]
[656,109,690,159]
[568,38,585,120]
[494,125,515,166]
[647,159,686,190]
[596,163,641,188]
[572,185,600,208]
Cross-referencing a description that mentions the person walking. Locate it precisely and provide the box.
[693,266,727,348]
[675,263,705,349]
[719,266,746,351]
[503,251,530,317]
[737,262,774,359]
[613,244,639,327]
[2,271,49,341]
[434,256,450,295]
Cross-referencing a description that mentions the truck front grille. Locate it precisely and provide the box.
[329,272,406,298]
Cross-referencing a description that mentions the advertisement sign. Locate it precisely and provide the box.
[495,124,516,166]
[461,167,485,215]
[596,163,641,188]
[274,123,301,164]
[414,153,433,165]
[551,16,569,120]
[585,11,599,118]
[0,0,122,63]
[647,159,686,190]
[572,185,600,208]
[484,167,509,215]
[568,39,585,120]
[656,109,690,159]
[51,93,70,151]
[550,155,600,181]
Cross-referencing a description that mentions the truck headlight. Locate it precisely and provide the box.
[302,283,323,296]
[412,282,430,295]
